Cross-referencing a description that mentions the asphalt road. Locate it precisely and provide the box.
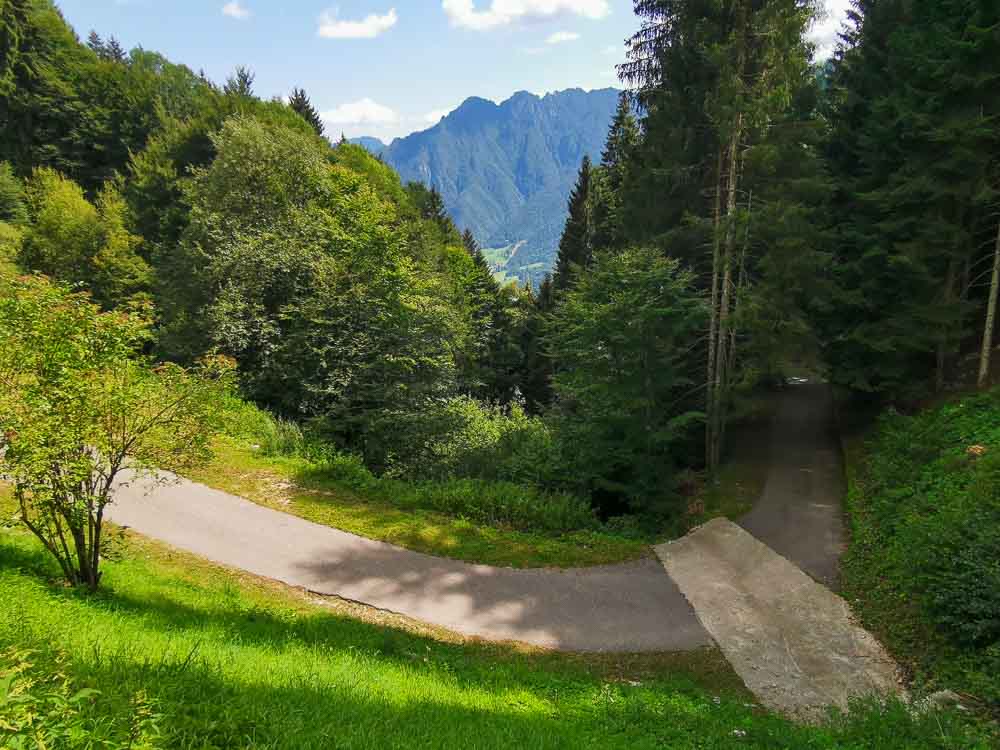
[107,469,711,652]
[739,384,847,588]
[106,384,846,652]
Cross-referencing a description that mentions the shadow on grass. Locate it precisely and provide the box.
[0,535,738,697]
[2,534,990,749]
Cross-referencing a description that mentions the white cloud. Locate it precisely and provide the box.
[318,7,398,39]
[546,31,579,45]
[322,98,400,126]
[809,0,852,59]
[442,0,609,31]
[222,1,251,20]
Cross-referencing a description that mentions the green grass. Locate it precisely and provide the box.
[838,390,1000,721]
[183,388,780,569]
[0,489,992,749]
[186,439,651,569]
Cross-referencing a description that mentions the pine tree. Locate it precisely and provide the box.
[422,186,454,234]
[86,30,104,56]
[553,156,594,292]
[592,95,640,252]
[822,0,1000,396]
[601,93,639,194]
[224,66,254,98]
[289,87,324,136]
[620,0,818,471]
[105,36,126,63]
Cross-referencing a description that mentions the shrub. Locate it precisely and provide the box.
[219,392,597,533]
[377,396,563,485]
[217,390,331,461]
[386,479,598,534]
[860,392,1000,647]
[849,388,1000,707]
[0,649,162,749]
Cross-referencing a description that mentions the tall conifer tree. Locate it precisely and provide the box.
[289,87,324,136]
[553,156,594,292]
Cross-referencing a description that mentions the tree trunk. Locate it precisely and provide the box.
[706,149,725,472]
[721,191,752,453]
[712,114,743,471]
[979,221,1000,389]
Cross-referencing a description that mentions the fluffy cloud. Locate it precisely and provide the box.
[809,0,852,59]
[443,0,609,31]
[222,1,251,20]
[318,8,398,39]
[546,31,579,45]
[322,98,400,127]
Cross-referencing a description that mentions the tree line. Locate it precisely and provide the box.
[1,0,999,588]
[536,0,1000,481]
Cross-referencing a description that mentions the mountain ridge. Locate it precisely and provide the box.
[354,87,620,285]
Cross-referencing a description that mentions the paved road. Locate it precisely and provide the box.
[105,384,846,653]
[107,470,711,652]
[739,384,846,588]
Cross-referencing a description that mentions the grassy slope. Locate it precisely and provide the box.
[186,429,774,570]
[838,391,1000,724]
[0,488,990,749]
[186,438,651,569]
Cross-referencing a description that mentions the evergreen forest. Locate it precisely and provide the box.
[1,0,1000,746]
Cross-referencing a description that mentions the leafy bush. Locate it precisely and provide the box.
[0,649,162,749]
[316,455,598,534]
[861,392,1000,646]
[380,396,562,485]
[217,389,330,461]
[218,393,596,533]
[847,388,1000,708]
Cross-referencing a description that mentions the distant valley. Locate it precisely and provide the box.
[353,87,620,286]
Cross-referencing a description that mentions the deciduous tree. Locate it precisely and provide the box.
[0,278,224,591]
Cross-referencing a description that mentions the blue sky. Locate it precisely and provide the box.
[55,0,851,143]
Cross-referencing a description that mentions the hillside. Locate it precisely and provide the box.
[358,88,620,286]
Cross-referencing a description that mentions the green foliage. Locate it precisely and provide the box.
[0,222,23,279]
[553,156,594,292]
[211,393,599,537]
[844,389,1000,708]
[172,115,463,468]
[820,0,1000,395]
[20,167,101,278]
[1,0,214,190]
[0,277,225,589]
[222,65,254,98]
[0,162,26,224]
[19,168,151,308]
[0,648,162,749]
[319,457,598,535]
[547,248,707,514]
[0,519,992,748]
[380,396,558,483]
[288,86,324,136]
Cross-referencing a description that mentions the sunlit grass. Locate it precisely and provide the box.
[186,438,652,568]
[0,497,990,749]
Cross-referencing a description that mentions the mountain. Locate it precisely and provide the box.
[348,136,386,155]
[358,88,620,286]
